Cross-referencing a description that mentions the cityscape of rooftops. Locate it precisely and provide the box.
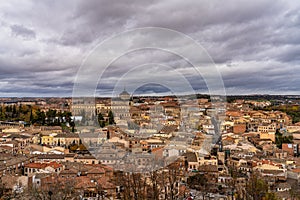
[1,1,300,200]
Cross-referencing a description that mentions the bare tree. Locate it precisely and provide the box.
[147,170,162,200]
[289,182,300,200]
[161,162,182,200]
[245,172,268,200]
[187,173,208,200]
[115,171,148,200]
[25,177,79,200]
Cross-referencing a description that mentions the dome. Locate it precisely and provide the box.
[119,90,130,100]
[119,90,130,96]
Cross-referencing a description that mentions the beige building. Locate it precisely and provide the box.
[260,132,275,142]
[24,162,63,177]
[258,123,276,133]
[287,125,300,133]
[198,155,218,166]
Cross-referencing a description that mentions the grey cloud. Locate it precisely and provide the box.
[0,0,300,96]
[10,24,36,39]
[133,84,171,95]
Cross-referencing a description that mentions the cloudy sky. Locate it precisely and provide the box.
[0,0,300,97]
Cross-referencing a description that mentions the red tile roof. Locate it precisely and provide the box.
[292,168,300,173]
[25,162,62,169]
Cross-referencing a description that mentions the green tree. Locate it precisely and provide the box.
[0,106,5,120]
[98,113,106,128]
[46,109,57,125]
[18,104,22,113]
[265,192,279,200]
[63,111,72,123]
[12,105,17,117]
[70,120,75,133]
[29,109,34,124]
[6,105,11,112]
[276,129,293,149]
[33,109,46,125]
[108,110,115,125]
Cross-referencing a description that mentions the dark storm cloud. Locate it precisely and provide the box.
[10,24,36,39]
[0,0,300,96]
[133,84,171,95]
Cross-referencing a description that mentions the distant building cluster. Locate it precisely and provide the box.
[0,95,300,199]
